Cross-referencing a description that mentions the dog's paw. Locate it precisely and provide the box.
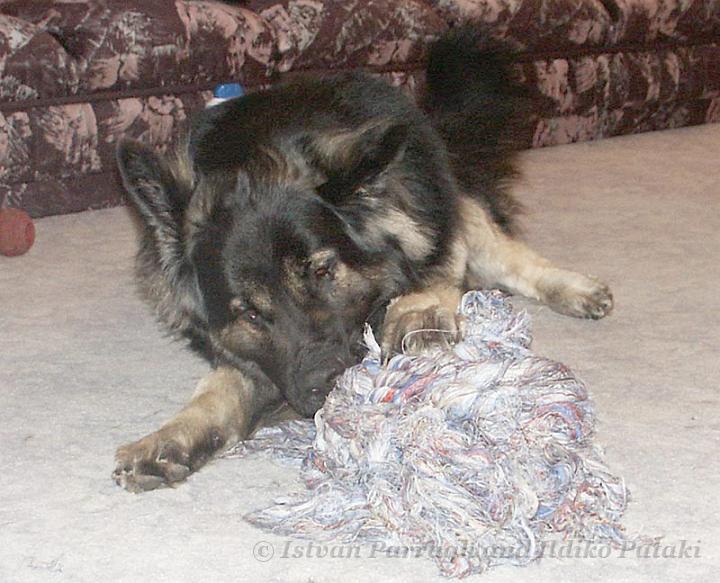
[382,302,461,355]
[113,425,224,493]
[539,271,614,319]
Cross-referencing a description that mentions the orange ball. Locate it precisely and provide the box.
[0,208,35,257]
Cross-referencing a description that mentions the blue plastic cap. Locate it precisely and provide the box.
[213,83,244,100]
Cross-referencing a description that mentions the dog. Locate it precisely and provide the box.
[113,28,612,492]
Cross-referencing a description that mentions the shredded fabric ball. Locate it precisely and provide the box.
[227,291,631,577]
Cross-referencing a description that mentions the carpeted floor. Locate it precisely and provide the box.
[1,124,718,583]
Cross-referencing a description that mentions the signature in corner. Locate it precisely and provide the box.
[25,555,63,573]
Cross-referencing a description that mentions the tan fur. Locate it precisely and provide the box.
[382,285,464,354]
[115,55,615,495]
[214,251,378,360]
[134,247,196,339]
[231,286,273,315]
[184,175,217,241]
[382,194,613,354]
[256,143,326,189]
[284,249,375,309]
[167,139,195,194]
[217,318,266,354]
[371,208,435,261]
[456,196,613,318]
[311,119,399,170]
[129,142,200,340]
[113,367,280,492]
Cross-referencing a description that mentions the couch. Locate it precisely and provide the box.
[1,0,718,218]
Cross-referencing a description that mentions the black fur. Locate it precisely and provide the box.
[117,28,530,417]
[425,27,532,234]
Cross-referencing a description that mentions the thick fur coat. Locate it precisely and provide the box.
[114,29,612,492]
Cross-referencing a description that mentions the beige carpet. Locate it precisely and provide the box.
[1,124,718,582]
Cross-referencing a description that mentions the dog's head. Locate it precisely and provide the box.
[116,118,428,416]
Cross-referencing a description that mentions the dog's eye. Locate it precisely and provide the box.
[314,266,331,279]
[230,301,261,325]
[242,308,259,323]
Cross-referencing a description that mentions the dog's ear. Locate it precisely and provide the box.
[116,139,190,235]
[308,119,408,205]
[117,139,204,325]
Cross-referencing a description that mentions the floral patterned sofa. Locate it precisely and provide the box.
[1,0,719,217]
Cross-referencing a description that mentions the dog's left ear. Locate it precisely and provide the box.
[309,119,408,205]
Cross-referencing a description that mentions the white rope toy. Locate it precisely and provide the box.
[229,290,631,577]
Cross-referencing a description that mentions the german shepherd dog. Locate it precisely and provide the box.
[113,29,612,492]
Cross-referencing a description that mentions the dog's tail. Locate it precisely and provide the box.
[425,27,533,234]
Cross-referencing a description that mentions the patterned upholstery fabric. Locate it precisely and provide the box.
[0,1,278,93]
[1,0,718,217]
[523,45,720,145]
[0,15,80,101]
[428,0,614,50]
[429,0,720,47]
[249,0,446,73]
[606,0,720,45]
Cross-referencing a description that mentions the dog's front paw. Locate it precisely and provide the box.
[382,301,461,355]
[113,425,224,493]
[539,271,614,319]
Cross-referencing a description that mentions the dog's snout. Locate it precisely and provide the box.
[286,340,356,417]
[304,367,342,396]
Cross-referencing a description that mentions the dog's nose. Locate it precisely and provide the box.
[304,367,343,397]
[288,352,349,416]
[287,338,360,416]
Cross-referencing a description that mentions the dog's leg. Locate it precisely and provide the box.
[113,367,280,493]
[459,196,613,318]
[382,285,464,355]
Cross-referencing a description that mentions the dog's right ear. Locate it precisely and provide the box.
[117,139,206,330]
[117,138,197,288]
[116,138,188,236]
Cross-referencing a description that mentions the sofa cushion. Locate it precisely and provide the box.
[606,0,720,45]
[248,0,447,73]
[0,15,79,102]
[0,0,277,96]
[427,0,614,51]
[430,0,720,53]
[526,43,720,144]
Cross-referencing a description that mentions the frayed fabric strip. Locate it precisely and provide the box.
[227,290,632,577]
